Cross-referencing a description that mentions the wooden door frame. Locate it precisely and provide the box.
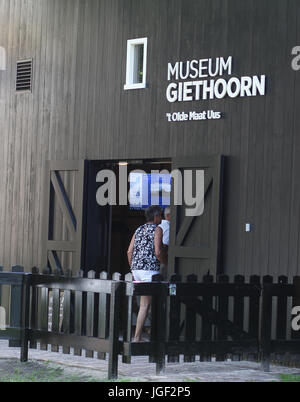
[168,155,224,279]
[42,160,87,273]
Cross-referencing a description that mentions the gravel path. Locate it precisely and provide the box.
[1,340,300,382]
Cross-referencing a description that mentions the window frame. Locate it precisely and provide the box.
[0,47,6,71]
[124,37,148,90]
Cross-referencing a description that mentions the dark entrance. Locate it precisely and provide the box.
[43,156,223,279]
[82,159,172,278]
[43,159,171,277]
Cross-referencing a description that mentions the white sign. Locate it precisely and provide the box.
[0,306,6,330]
[166,110,221,122]
[166,55,266,109]
[0,47,6,71]
[292,306,300,331]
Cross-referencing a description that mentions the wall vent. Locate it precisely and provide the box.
[16,59,32,92]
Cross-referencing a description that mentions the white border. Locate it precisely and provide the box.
[0,47,6,71]
[124,37,148,90]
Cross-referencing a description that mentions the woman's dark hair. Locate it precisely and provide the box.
[145,205,163,222]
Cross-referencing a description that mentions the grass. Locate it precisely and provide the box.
[0,359,132,382]
[279,374,300,382]
[0,361,99,382]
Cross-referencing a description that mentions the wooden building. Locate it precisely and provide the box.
[0,0,299,281]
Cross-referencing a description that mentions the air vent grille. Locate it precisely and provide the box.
[16,59,32,92]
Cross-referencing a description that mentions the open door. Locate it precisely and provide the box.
[42,160,87,274]
[168,155,224,279]
[81,161,112,276]
[43,160,112,275]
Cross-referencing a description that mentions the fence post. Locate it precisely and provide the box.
[276,276,288,340]
[184,274,197,362]
[155,282,167,375]
[216,274,230,361]
[122,273,133,364]
[20,274,31,362]
[74,270,84,356]
[108,280,124,380]
[86,270,96,358]
[201,273,214,361]
[30,267,39,349]
[292,276,300,340]
[62,268,72,354]
[261,276,273,371]
[39,267,50,351]
[98,271,109,360]
[168,274,182,363]
[9,265,24,347]
[233,275,245,361]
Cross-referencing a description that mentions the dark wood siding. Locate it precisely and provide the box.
[0,0,300,279]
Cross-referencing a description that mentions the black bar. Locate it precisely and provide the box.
[29,268,39,349]
[30,275,113,294]
[98,271,109,360]
[9,266,24,348]
[170,283,262,297]
[276,276,288,340]
[51,288,60,352]
[201,274,214,361]
[62,288,71,354]
[20,274,31,362]
[261,278,273,371]
[39,286,49,351]
[270,340,300,353]
[216,275,229,361]
[122,274,134,364]
[28,329,114,352]
[0,272,25,286]
[248,276,261,339]
[292,277,300,340]
[168,274,182,363]
[0,266,2,304]
[184,274,197,362]
[108,281,124,380]
[74,290,83,356]
[125,340,259,357]
[155,287,167,375]
[233,275,245,360]
[86,270,96,358]
[0,328,22,340]
[133,282,169,296]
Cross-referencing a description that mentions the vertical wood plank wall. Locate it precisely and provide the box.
[0,0,299,278]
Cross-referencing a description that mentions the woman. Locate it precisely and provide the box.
[127,205,167,342]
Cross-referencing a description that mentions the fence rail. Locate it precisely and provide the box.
[0,267,300,379]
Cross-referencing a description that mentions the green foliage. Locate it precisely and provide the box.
[0,360,98,382]
[279,374,300,382]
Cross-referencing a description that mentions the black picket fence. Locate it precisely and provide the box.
[123,272,300,373]
[0,266,300,379]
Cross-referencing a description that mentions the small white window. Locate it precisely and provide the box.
[124,38,148,90]
[0,47,6,71]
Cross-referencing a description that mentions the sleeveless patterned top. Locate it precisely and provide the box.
[131,224,160,271]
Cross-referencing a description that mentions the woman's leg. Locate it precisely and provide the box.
[134,295,152,342]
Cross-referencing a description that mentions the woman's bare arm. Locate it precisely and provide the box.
[127,234,135,267]
[154,226,168,265]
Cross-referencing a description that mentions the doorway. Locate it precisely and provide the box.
[82,159,172,278]
[43,156,223,280]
